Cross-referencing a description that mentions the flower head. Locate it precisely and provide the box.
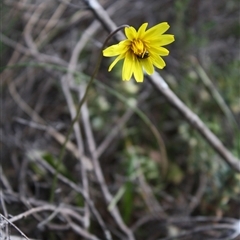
[103,22,175,82]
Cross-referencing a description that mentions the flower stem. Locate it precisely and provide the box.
[49,24,129,202]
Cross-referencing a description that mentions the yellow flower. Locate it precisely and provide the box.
[103,22,175,82]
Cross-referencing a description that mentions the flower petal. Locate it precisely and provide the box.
[125,26,137,40]
[143,22,170,40]
[122,52,134,80]
[150,54,166,69]
[159,35,175,46]
[148,46,169,56]
[133,59,144,82]
[108,54,125,71]
[103,40,130,57]
[141,58,154,75]
[146,34,175,46]
[137,23,148,39]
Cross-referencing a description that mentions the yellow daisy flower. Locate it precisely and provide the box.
[103,22,175,82]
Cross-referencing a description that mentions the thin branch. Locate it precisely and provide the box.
[30,152,112,240]
[96,91,148,157]
[158,223,239,240]
[187,173,207,215]
[150,71,240,172]
[191,56,239,129]
[81,95,135,240]
[0,214,30,240]
[65,215,100,240]
[8,76,92,169]
[0,32,67,66]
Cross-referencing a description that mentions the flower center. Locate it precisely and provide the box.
[131,39,149,59]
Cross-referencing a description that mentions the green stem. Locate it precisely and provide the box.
[49,25,128,202]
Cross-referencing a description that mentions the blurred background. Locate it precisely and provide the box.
[1,0,240,239]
